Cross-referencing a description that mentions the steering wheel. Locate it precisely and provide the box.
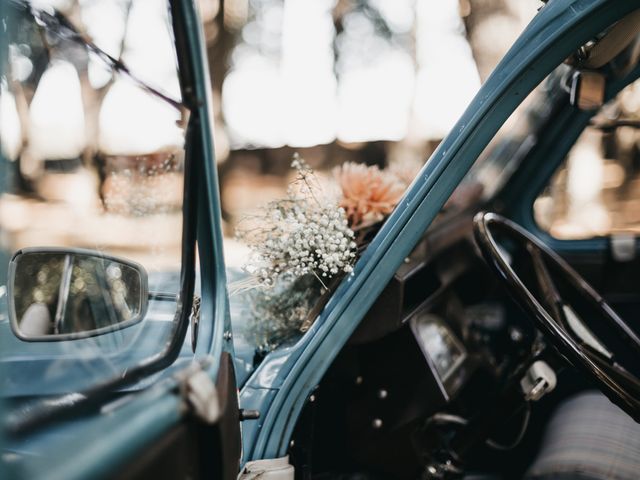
[473,211,640,422]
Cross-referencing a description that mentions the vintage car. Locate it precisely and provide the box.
[1,0,640,479]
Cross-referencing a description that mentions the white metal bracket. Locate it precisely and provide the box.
[520,360,557,402]
[238,456,294,479]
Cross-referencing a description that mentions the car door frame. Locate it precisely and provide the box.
[238,0,640,465]
[0,1,241,479]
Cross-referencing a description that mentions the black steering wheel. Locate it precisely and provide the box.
[473,211,640,422]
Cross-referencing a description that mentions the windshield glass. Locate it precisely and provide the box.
[0,0,187,403]
[217,2,538,370]
[441,67,568,217]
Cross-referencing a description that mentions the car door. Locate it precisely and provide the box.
[0,1,240,479]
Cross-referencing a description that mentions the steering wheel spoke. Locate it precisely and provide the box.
[527,243,566,326]
[473,211,640,423]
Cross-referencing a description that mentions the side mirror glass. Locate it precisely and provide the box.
[8,248,148,341]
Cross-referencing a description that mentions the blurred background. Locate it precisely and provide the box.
[203,0,539,266]
[0,0,186,274]
[2,0,640,276]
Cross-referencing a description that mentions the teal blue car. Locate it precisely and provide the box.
[2,1,640,479]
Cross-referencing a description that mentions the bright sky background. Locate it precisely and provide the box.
[6,0,481,157]
[222,0,481,148]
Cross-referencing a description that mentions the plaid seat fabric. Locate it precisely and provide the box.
[526,391,640,480]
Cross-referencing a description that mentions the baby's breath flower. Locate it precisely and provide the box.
[236,156,357,289]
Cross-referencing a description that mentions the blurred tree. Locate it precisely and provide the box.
[464,0,539,80]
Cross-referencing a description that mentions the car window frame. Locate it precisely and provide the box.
[0,0,200,438]
[1,0,233,476]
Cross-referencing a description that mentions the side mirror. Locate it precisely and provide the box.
[7,248,148,341]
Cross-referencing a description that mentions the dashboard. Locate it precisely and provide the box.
[410,311,467,397]
[299,214,535,477]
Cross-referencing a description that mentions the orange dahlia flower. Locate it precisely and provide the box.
[333,162,405,230]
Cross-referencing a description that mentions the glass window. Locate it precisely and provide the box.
[219,1,538,358]
[0,0,188,401]
[534,77,640,239]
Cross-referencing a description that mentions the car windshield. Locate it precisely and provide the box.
[0,0,188,405]
[444,68,566,216]
[219,2,540,370]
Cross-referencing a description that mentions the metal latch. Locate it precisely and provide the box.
[191,295,201,353]
[520,361,557,401]
[239,409,260,421]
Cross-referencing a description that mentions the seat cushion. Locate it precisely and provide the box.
[526,391,640,480]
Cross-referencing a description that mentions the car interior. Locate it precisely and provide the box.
[273,12,640,480]
[3,3,640,480]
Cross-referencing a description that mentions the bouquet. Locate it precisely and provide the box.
[234,154,412,350]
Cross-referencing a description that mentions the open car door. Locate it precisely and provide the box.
[0,1,241,479]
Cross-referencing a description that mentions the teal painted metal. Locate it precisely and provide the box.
[6,1,232,478]
[4,0,640,475]
[0,1,9,478]
[20,385,183,480]
[177,0,233,363]
[241,0,640,462]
